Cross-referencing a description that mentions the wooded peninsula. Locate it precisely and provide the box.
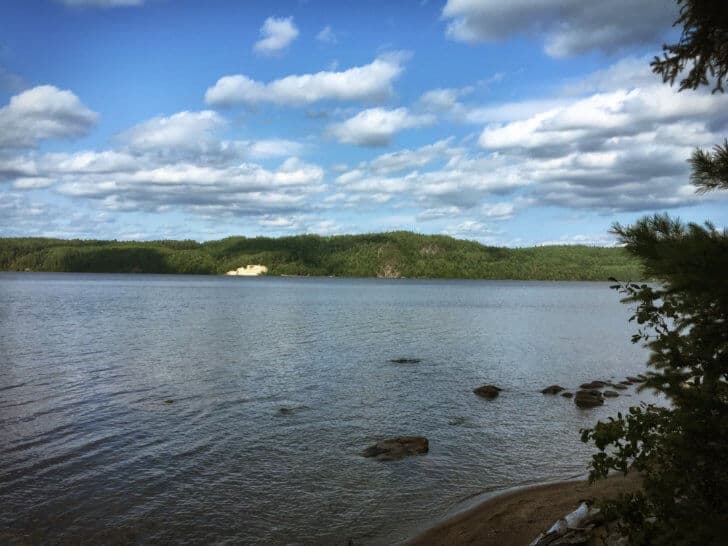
[0,232,644,280]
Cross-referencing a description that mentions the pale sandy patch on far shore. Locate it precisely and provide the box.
[225,265,268,276]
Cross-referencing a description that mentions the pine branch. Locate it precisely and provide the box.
[690,141,728,193]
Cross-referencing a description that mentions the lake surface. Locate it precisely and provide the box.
[0,274,654,544]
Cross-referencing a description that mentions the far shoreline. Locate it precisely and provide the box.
[0,271,648,283]
[0,233,644,281]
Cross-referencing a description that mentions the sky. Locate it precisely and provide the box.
[1,0,727,246]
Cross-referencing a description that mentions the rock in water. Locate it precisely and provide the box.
[389,358,421,364]
[561,392,574,398]
[574,389,604,408]
[603,390,619,398]
[163,399,174,404]
[473,384,502,399]
[362,436,429,461]
[541,385,565,394]
[580,381,606,389]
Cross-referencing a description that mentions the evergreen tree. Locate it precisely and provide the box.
[581,1,728,543]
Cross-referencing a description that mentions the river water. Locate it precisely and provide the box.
[0,274,653,544]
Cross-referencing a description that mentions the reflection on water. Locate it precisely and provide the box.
[0,273,653,544]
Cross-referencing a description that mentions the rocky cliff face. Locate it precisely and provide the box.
[377,262,401,278]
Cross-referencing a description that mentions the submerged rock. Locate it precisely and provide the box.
[619,380,633,385]
[448,416,467,426]
[611,383,628,390]
[561,391,574,398]
[277,405,308,416]
[541,385,565,395]
[626,376,645,383]
[580,381,606,389]
[473,384,502,399]
[163,399,174,404]
[603,390,619,398]
[362,436,429,461]
[389,358,422,364]
[574,389,604,408]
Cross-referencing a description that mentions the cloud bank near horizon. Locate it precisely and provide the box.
[1,1,725,245]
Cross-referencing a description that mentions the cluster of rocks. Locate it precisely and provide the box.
[538,374,647,409]
[469,374,647,409]
[364,358,648,462]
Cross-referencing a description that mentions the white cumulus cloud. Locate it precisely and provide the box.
[115,110,303,161]
[120,110,225,153]
[475,67,728,211]
[205,53,406,107]
[253,16,299,56]
[368,138,462,174]
[1,104,320,220]
[316,25,337,44]
[328,107,435,147]
[441,0,677,57]
[334,140,528,209]
[0,85,98,149]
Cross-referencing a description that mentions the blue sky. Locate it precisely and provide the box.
[1,0,727,245]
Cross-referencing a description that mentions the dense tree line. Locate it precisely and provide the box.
[0,232,643,281]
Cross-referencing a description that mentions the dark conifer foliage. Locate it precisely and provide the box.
[652,0,728,92]
[582,1,728,542]
[691,140,728,193]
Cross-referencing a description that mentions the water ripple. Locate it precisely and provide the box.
[0,274,655,544]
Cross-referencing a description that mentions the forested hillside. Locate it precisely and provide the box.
[0,232,644,280]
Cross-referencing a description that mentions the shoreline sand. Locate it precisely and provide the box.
[404,473,640,546]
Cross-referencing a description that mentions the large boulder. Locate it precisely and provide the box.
[473,384,502,399]
[541,385,565,395]
[575,389,604,408]
[362,436,429,461]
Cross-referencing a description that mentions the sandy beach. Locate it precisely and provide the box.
[405,473,640,546]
